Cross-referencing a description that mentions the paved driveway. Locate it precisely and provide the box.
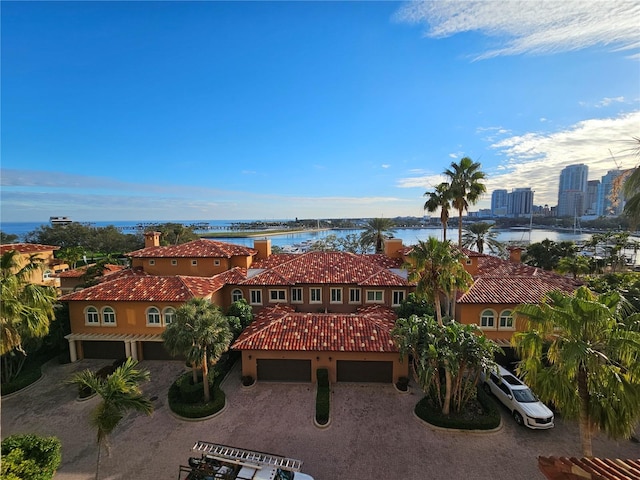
[1,359,638,480]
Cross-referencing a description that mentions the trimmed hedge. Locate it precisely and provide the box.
[414,386,500,430]
[1,434,62,480]
[315,368,330,425]
[1,363,42,396]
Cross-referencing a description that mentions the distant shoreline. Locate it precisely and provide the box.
[200,228,331,238]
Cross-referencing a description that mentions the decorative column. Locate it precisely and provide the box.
[130,341,138,361]
[124,341,132,358]
[68,338,77,362]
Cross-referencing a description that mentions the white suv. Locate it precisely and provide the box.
[481,365,554,429]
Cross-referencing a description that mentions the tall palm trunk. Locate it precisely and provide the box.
[435,293,453,415]
[458,210,463,247]
[202,348,211,403]
[95,442,102,480]
[441,220,447,242]
[578,366,593,456]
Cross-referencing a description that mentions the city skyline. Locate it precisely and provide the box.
[2,1,639,223]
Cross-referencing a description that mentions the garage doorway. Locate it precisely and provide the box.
[337,360,393,383]
[256,359,311,382]
[82,341,126,359]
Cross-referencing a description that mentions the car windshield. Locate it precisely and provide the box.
[513,388,537,403]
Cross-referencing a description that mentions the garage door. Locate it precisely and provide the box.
[142,342,179,360]
[337,360,393,383]
[82,341,126,360]
[257,359,311,382]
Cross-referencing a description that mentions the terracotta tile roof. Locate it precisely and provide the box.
[243,252,409,286]
[126,239,257,259]
[0,243,60,254]
[55,264,124,278]
[538,456,640,480]
[59,274,224,302]
[232,304,398,353]
[458,252,580,305]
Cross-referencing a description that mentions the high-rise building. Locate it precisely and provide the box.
[507,188,534,217]
[596,169,630,216]
[585,180,600,215]
[557,164,588,217]
[491,189,508,217]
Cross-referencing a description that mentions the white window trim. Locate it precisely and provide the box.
[171,259,178,266]
[309,287,322,304]
[392,290,405,307]
[163,307,176,326]
[249,289,263,306]
[480,309,497,330]
[291,287,303,304]
[101,306,117,326]
[214,259,221,266]
[349,288,361,304]
[146,307,162,327]
[231,289,243,303]
[269,289,287,303]
[330,288,342,304]
[85,306,100,326]
[365,290,384,304]
[191,259,198,266]
[498,309,515,330]
[149,259,155,266]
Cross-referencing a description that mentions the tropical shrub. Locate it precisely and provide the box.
[414,387,500,430]
[1,434,62,480]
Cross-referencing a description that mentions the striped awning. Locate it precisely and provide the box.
[491,338,512,347]
[64,332,164,342]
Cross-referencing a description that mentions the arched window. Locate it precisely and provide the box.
[147,307,161,326]
[480,309,495,328]
[85,306,99,325]
[102,306,116,325]
[499,309,514,329]
[163,307,176,325]
[231,289,243,302]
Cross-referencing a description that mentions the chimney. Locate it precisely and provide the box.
[144,231,161,248]
[254,239,271,260]
[384,238,404,258]
[508,246,523,263]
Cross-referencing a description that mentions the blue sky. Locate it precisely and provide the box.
[2,1,639,222]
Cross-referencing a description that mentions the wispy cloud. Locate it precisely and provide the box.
[596,96,625,108]
[394,1,640,60]
[381,164,390,169]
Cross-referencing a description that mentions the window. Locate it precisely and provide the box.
[214,259,221,266]
[310,288,322,303]
[191,260,198,266]
[499,310,514,329]
[466,259,472,265]
[330,288,342,303]
[43,269,52,280]
[349,288,361,304]
[392,290,405,306]
[291,287,303,303]
[366,290,383,303]
[171,259,177,266]
[102,307,116,325]
[250,289,262,305]
[149,259,155,266]
[269,289,287,303]
[147,307,161,326]
[163,308,176,325]
[85,306,99,325]
[480,309,495,328]
[231,289,243,302]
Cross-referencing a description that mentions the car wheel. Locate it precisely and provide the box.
[482,383,492,395]
[513,411,524,426]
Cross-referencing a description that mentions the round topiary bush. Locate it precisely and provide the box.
[1,434,62,480]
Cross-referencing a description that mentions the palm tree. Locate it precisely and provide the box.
[406,238,473,415]
[513,287,640,456]
[360,218,396,254]
[1,251,57,381]
[622,137,640,229]
[68,358,153,480]
[424,182,452,242]
[443,157,487,247]
[162,297,233,402]
[461,222,504,255]
[556,255,591,279]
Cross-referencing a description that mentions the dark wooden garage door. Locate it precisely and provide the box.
[337,360,393,383]
[257,359,311,382]
[142,342,178,360]
[82,341,126,359]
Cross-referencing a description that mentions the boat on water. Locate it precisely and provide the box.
[50,216,73,226]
